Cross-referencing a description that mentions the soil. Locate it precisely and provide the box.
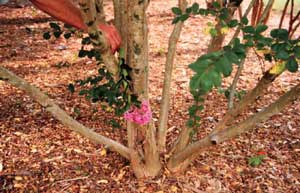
[0,0,299,192]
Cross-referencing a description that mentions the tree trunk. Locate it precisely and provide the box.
[126,0,161,178]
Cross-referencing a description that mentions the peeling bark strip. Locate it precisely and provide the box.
[79,0,119,77]
[168,83,300,171]
[0,66,130,159]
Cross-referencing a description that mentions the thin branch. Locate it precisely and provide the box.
[290,20,300,37]
[52,176,90,185]
[279,0,290,29]
[292,10,300,23]
[158,0,187,152]
[228,58,246,109]
[0,65,130,159]
[289,0,295,33]
[257,0,275,24]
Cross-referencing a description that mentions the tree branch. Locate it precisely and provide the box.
[168,83,300,170]
[0,65,130,159]
[79,0,119,78]
[157,0,187,152]
[212,60,286,135]
[228,58,246,109]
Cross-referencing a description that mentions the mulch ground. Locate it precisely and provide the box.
[0,0,299,192]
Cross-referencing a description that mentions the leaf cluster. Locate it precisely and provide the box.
[176,5,300,129]
[43,22,75,40]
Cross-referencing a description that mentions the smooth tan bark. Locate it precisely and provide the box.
[158,0,187,152]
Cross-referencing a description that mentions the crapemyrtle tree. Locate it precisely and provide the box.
[0,0,299,178]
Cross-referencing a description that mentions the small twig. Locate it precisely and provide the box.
[183,184,205,193]
[289,0,295,33]
[59,184,73,193]
[253,48,266,73]
[290,20,300,37]
[228,58,245,109]
[279,0,290,29]
[52,175,90,186]
[258,0,275,24]
[292,10,300,22]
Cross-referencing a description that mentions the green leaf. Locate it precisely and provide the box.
[81,37,91,45]
[215,55,232,77]
[276,50,289,60]
[271,43,287,53]
[198,8,208,15]
[270,29,289,41]
[189,57,212,73]
[172,17,181,24]
[264,53,273,62]
[219,8,229,20]
[186,119,194,128]
[185,7,192,14]
[242,26,255,34]
[191,3,199,14]
[209,28,218,37]
[53,31,62,38]
[294,46,300,59]
[68,84,75,93]
[179,14,189,22]
[200,75,213,92]
[241,17,249,25]
[64,32,72,39]
[190,75,201,91]
[225,51,240,64]
[79,89,89,95]
[78,49,87,58]
[171,7,182,15]
[286,57,298,72]
[49,22,61,31]
[248,156,263,167]
[43,32,51,40]
[209,70,222,87]
[212,1,221,9]
[227,19,239,28]
[255,24,268,34]
[188,105,198,116]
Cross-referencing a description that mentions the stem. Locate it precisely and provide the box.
[0,66,130,159]
[289,0,294,33]
[257,0,274,24]
[228,58,246,109]
[158,0,187,152]
[290,20,300,38]
[279,0,290,29]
